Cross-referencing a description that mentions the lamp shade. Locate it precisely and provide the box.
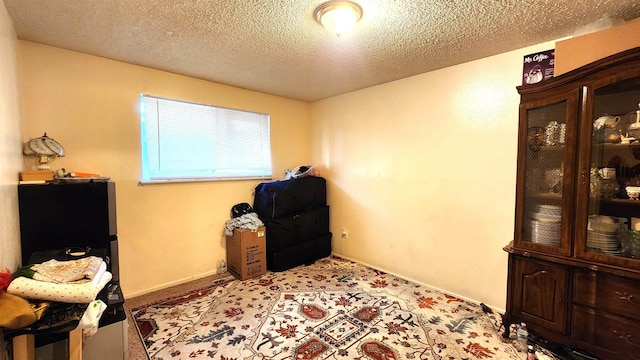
[23,133,65,170]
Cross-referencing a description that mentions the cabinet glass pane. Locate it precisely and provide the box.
[588,76,640,260]
[522,102,566,247]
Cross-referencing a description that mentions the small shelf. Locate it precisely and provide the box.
[527,192,562,201]
[594,197,640,205]
[531,145,565,152]
[594,142,640,149]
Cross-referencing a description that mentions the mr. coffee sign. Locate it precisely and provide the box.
[523,50,555,85]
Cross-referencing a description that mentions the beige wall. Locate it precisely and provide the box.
[0,1,23,271]
[17,38,557,308]
[311,41,557,309]
[13,18,638,309]
[19,42,311,297]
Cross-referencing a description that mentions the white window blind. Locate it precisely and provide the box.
[140,94,272,183]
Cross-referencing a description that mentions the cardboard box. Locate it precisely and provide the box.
[20,170,54,181]
[555,18,640,75]
[226,227,266,280]
[522,49,555,85]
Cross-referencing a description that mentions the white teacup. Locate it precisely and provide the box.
[598,168,616,179]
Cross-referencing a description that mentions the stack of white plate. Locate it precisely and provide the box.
[586,215,622,256]
[587,229,621,255]
[525,204,561,246]
[531,204,562,219]
[526,219,561,246]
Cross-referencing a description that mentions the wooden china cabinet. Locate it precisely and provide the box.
[504,47,640,360]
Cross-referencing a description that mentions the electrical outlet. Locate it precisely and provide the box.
[341,229,348,239]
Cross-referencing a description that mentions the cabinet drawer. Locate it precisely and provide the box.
[573,270,640,320]
[571,305,640,360]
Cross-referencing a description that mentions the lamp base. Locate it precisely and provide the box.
[37,155,51,170]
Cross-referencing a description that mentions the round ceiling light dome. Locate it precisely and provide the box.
[314,0,363,36]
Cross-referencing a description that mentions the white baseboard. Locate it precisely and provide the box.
[125,269,222,298]
[331,252,506,314]
[126,253,506,315]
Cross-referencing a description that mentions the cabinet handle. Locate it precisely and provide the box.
[613,330,640,351]
[615,291,640,307]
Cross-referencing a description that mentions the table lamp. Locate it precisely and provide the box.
[23,133,65,170]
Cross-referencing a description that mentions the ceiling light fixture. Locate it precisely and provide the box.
[314,0,363,37]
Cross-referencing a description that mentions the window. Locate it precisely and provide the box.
[140,94,272,183]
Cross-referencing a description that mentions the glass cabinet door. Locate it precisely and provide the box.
[580,75,640,265]
[515,94,577,255]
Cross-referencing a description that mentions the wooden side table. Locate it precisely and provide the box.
[12,327,82,360]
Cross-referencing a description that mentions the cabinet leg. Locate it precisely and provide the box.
[501,313,512,339]
[12,334,35,360]
[68,328,82,360]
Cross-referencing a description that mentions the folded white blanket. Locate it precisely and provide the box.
[31,256,105,284]
[8,269,112,303]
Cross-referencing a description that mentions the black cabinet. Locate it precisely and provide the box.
[18,182,119,283]
[253,177,332,271]
[17,181,126,354]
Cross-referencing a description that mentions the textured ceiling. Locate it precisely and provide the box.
[4,0,640,102]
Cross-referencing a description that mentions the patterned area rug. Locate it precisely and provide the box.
[131,256,521,359]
